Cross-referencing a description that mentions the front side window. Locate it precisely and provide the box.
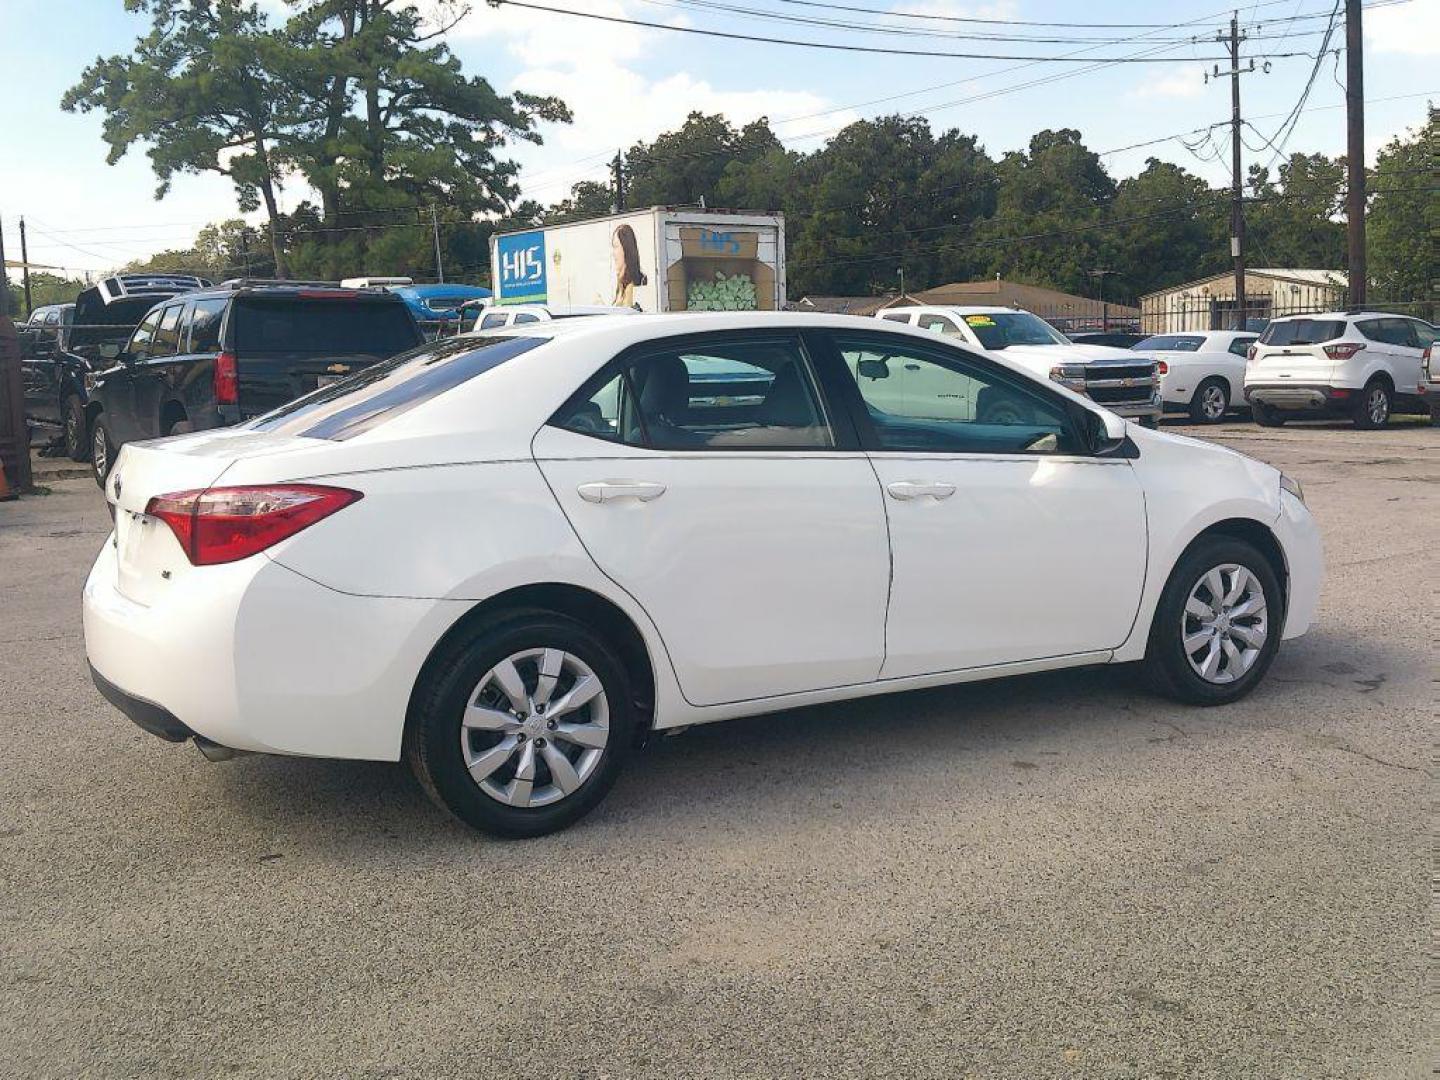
[918,315,961,336]
[513,313,541,325]
[834,335,1079,455]
[554,338,833,451]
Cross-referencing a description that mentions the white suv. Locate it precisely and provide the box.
[880,305,1162,425]
[1244,311,1438,428]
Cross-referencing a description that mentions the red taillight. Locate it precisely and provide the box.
[213,351,238,405]
[145,485,362,566]
[1156,360,1169,375]
[1323,342,1365,360]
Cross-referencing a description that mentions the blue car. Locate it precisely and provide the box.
[390,283,492,323]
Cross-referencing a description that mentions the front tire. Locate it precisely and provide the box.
[1352,379,1390,429]
[91,415,115,488]
[1142,536,1284,706]
[1189,377,1230,423]
[405,610,636,838]
[63,395,88,461]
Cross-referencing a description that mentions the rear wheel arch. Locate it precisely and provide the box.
[406,583,658,745]
[159,399,188,435]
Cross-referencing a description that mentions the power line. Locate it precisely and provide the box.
[484,0,1323,61]
[766,0,1407,27]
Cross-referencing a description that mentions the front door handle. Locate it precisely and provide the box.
[886,480,956,501]
[576,480,667,504]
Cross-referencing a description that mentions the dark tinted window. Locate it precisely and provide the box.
[1259,319,1345,346]
[835,334,1079,455]
[513,313,541,325]
[231,296,419,356]
[1357,318,1418,347]
[1136,335,1204,352]
[152,305,183,357]
[127,308,164,360]
[189,298,228,353]
[480,312,510,329]
[1228,336,1257,357]
[249,335,546,440]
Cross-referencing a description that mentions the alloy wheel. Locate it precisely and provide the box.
[1201,384,1227,420]
[92,427,108,478]
[1367,387,1389,426]
[459,648,609,808]
[1181,563,1268,684]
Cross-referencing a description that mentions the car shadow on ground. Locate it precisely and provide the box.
[195,625,1409,854]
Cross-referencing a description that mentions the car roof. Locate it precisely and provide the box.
[1269,310,1412,322]
[180,281,407,303]
[882,304,1027,316]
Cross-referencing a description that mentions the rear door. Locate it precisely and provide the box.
[535,331,890,707]
[227,293,422,417]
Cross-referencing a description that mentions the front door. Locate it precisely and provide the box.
[534,332,890,707]
[826,331,1148,679]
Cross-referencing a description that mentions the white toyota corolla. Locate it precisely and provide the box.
[84,313,1322,837]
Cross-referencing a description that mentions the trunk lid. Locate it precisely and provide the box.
[106,430,325,605]
[1249,343,1336,383]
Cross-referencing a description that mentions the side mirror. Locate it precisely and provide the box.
[857,358,890,380]
[1088,409,1129,455]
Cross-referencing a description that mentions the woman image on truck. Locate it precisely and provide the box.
[611,223,648,309]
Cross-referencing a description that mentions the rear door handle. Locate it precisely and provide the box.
[886,480,956,501]
[576,480,667,504]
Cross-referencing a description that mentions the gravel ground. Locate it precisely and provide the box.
[0,419,1433,1079]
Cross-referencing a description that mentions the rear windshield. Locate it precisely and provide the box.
[248,334,547,440]
[1259,319,1345,346]
[232,296,420,356]
[1135,335,1204,352]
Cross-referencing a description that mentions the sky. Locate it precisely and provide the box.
[0,0,1434,278]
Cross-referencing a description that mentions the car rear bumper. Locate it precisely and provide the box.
[83,540,460,761]
[1244,383,1351,412]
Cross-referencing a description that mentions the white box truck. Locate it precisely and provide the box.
[489,207,786,313]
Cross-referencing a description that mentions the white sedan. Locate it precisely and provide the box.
[1133,330,1258,423]
[83,313,1321,837]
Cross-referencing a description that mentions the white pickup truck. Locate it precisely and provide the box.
[878,305,1162,426]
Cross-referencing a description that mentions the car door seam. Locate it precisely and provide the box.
[859,450,894,682]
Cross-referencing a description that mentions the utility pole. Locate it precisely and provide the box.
[0,214,9,319]
[612,151,626,213]
[1345,0,1366,306]
[898,266,905,298]
[1089,268,1116,330]
[430,205,445,283]
[1214,13,1253,331]
[18,217,32,317]
[239,227,251,279]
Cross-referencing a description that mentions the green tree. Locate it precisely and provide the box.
[1105,159,1226,303]
[64,0,298,275]
[1367,110,1436,306]
[1244,152,1346,271]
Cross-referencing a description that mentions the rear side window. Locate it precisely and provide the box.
[1228,336,1257,357]
[189,298,228,353]
[152,305,184,357]
[248,335,546,440]
[881,313,911,324]
[1259,319,1345,346]
[231,296,419,356]
[1357,318,1418,347]
[480,312,510,329]
[1136,335,1204,351]
[554,338,833,450]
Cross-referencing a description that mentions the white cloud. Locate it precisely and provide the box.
[452,0,856,202]
[1366,1,1440,55]
[1132,66,1208,101]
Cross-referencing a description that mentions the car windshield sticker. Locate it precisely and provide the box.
[965,315,996,327]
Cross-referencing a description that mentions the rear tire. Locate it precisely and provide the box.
[63,395,88,461]
[1189,377,1230,423]
[1251,402,1285,427]
[405,610,636,838]
[1141,536,1284,706]
[1352,379,1390,429]
[91,416,115,489]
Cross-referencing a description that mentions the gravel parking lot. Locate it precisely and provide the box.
[1,419,1433,1079]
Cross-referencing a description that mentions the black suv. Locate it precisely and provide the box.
[23,274,208,460]
[87,280,424,482]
